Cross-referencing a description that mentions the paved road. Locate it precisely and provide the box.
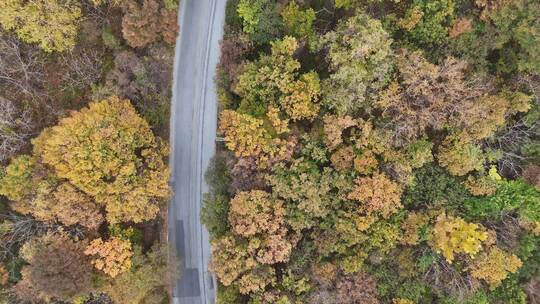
[168,0,226,303]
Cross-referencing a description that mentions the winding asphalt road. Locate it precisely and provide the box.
[168,0,226,303]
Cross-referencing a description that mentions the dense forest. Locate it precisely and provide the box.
[0,0,178,303]
[203,0,540,303]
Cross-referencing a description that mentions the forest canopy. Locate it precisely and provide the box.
[206,0,540,303]
[0,0,178,303]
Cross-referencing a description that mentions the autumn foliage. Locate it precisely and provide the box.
[430,213,488,263]
[348,173,403,219]
[468,246,522,289]
[0,0,177,302]
[15,232,93,302]
[0,0,81,52]
[85,237,133,278]
[121,0,178,48]
[33,96,170,223]
[209,3,540,301]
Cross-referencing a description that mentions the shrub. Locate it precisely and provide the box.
[102,26,122,50]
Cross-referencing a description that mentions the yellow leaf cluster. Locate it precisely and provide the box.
[280,71,321,121]
[437,136,484,176]
[209,236,276,294]
[449,17,473,38]
[311,262,338,286]
[219,110,292,167]
[84,237,133,278]
[347,173,403,218]
[0,155,35,201]
[469,246,522,289]
[430,213,488,263]
[475,0,512,20]
[0,264,8,285]
[229,191,285,237]
[211,191,298,294]
[266,106,289,135]
[234,37,320,121]
[354,119,393,155]
[519,220,540,236]
[0,0,81,52]
[464,175,498,196]
[30,182,104,230]
[228,190,294,265]
[209,236,257,287]
[398,6,424,31]
[236,266,276,295]
[460,95,510,141]
[33,96,170,223]
[396,248,417,278]
[219,110,271,158]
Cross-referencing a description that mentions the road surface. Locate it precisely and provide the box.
[168,0,226,303]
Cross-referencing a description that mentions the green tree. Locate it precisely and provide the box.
[0,0,81,52]
[281,1,316,41]
[266,156,342,231]
[237,0,282,44]
[235,36,321,120]
[487,0,540,75]
[405,0,455,51]
[463,179,540,225]
[318,12,393,114]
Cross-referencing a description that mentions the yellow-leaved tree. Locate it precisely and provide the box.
[85,237,134,278]
[218,110,294,167]
[33,96,170,223]
[430,213,488,263]
[234,36,321,120]
[0,0,81,52]
[468,246,522,289]
[347,173,403,218]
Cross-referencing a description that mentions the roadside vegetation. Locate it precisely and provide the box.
[205,0,540,303]
[0,0,178,303]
